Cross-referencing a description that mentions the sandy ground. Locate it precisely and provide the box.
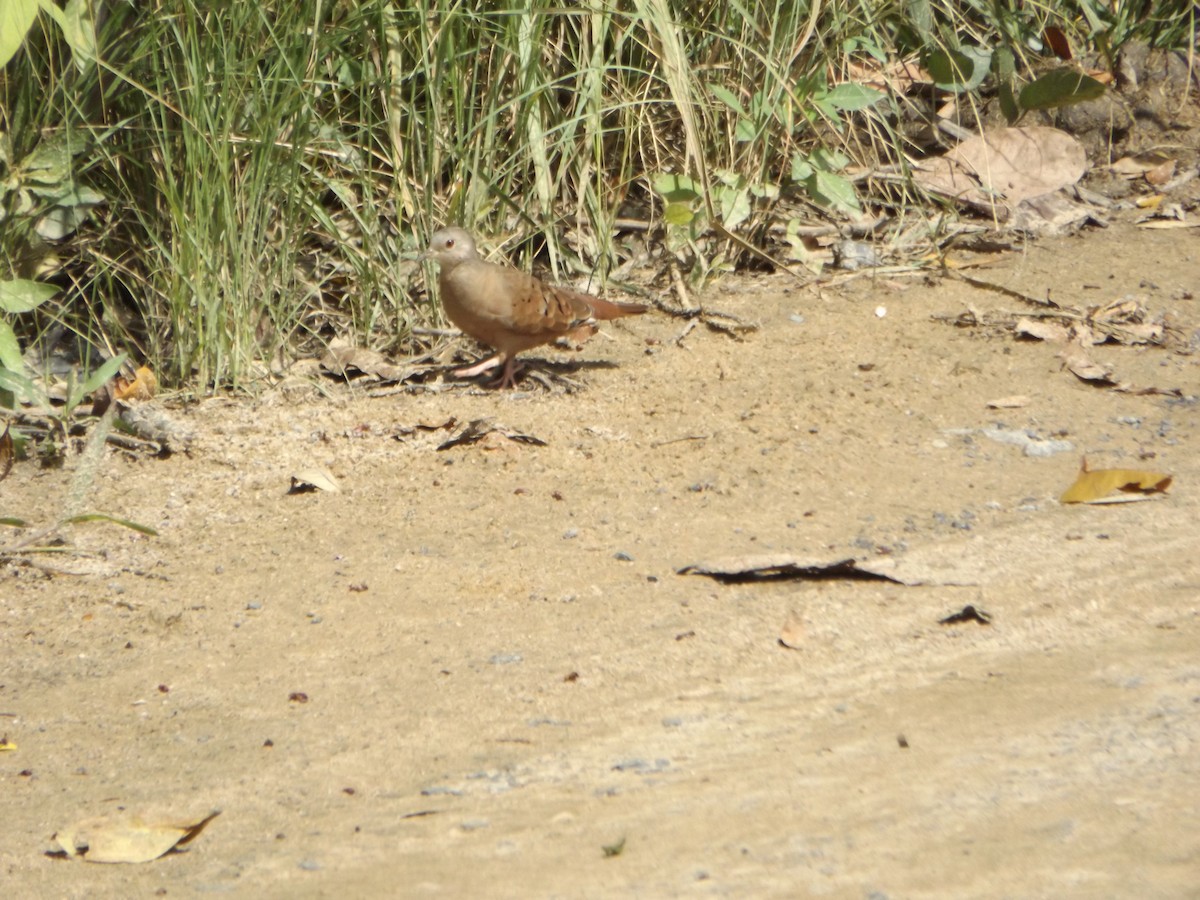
[2,221,1199,898]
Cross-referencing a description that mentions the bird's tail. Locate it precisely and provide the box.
[587,295,648,320]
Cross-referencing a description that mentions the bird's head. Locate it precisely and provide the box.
[423,227,478,268]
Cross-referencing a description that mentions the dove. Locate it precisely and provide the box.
[423,226,647,389]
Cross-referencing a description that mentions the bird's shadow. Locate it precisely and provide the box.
[449,356,621,393]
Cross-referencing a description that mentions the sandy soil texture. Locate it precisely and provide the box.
[2,221,1199,898]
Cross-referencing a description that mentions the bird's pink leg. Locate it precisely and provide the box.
[494,356,523,389]
[453,354,502,377]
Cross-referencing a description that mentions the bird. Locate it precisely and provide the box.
[423,226,647,389]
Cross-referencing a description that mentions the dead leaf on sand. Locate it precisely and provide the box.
[778,613,807,649]
[437,417,546,451]
[1059,458,1172,504]
[1059,347,1115,385]
[320,342,422,384]
[914,127,1087,223]
[52,809,221,864]
[985,395,1030,409]
[289,468,341,494]
[0,422,12,483]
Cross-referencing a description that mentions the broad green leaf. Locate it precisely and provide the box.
[790,154,813,182]
[664,200,698,227]
[707,83,746,117]
[78,353,126,395]
[824,83,886,112]
[715,185,751,230]
[927,46,991,92]
[806,170,861,215]
[0,0,39,69]
[61,0,96,70]
[999,79,1020,124]
[652,172,702,203]
[0,320,23,371]
[811,147,850,172]
[0,278,57,313]
[0,366,35,405]
[1019,68,1106,111]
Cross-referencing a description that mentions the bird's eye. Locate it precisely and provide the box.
[445,239,455,249]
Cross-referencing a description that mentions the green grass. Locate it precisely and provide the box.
[0,0,1194,392]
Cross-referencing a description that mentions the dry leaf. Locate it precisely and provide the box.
[114,366,158,402]
[1060,347,1114,384]
[916,127,1087,218]
[778,614,807,649]
[0,422,12,483]
[1136,218,1198,230]
[436,417,547,451]
[1060,458,1172,504]
[320,343,417,383]
[54,809,221,864]
[1110,153,1175,178]
[1016,318,1069,342]
[1145,159,1177,186]
[289,468,340,494]
[986,395,1030,409]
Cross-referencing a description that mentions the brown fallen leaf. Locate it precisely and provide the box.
[288,468,340,494]
[1060,347,1115,384]
[986,395,1030,409]
[1145,159,1177,186]
[436,417,546,451]
[1059,458,1172,504]
[0,422,12,483]
[1016,318,1069,342]
[53,809,221,864]
[778,613,807,649]
[114,366,158,402]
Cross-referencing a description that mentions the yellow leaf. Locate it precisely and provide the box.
[1060,458,1172,504]
[54,809,221,864]
[114,365,158,401]
[0,736,17,751]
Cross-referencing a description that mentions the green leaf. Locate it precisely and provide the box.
[715,184,751,230]
[810,147,850,172]
[79,353,126,395]
[927,46,991,93]
[0,279,57,314]
[0,0,40,68]
[0,517,30,528]
[790,154,813,182]
[824,83,887,112]
[63,512,159,536]
[61,0,96,70]
[1018,68,1107,111]
[707,83,746,118]
[805,170,861,215]
[0,319,23,371]
[0,366,35,405]
[664,200,698,227]
[999,79,1020,124]
[651,172,702,203]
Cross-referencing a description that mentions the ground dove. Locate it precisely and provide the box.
[424,226,647,389]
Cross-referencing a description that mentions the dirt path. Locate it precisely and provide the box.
[3,222,1198,897]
